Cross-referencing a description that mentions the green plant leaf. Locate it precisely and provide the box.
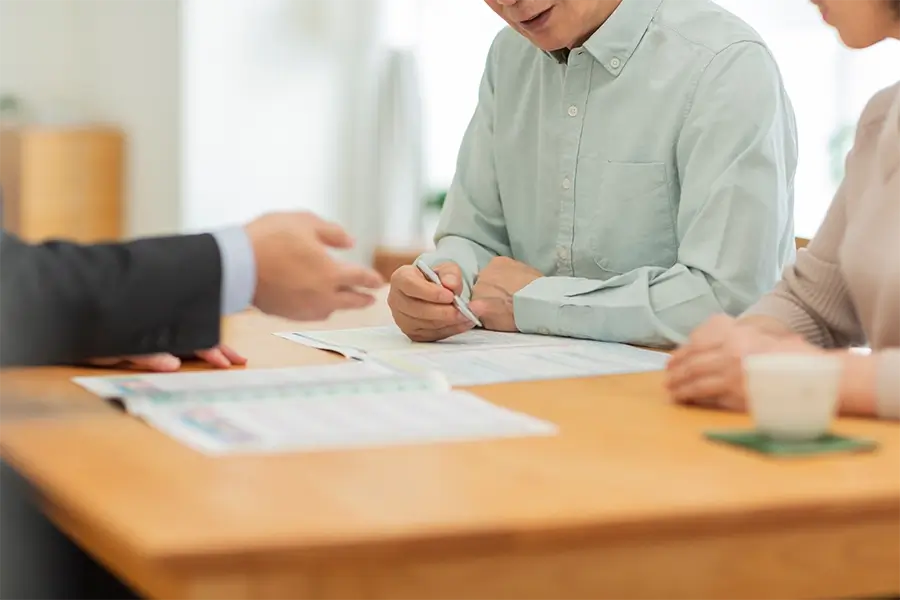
[424,190,447,209]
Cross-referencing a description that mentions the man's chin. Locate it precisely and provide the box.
[524,33,568,53]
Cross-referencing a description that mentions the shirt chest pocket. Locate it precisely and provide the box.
[579,161,677,275]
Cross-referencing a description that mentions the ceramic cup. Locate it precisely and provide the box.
[743,353,843,441]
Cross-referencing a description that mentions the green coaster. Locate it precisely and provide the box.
[704,429,879,457]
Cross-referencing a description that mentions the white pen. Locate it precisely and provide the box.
[414,259,483,328]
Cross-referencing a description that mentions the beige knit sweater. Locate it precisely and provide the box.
[745,81,900,420]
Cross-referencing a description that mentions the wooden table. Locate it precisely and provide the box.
[1,299,898,599]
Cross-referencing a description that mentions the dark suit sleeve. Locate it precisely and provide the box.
[0,230,223,367]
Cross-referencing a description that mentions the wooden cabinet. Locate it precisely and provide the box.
[0,126,124,242]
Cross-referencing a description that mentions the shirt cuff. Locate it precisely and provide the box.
[876,350,900,420]
[513,277,561,335]
[212,226,256,316]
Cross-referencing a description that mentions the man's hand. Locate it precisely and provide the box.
[246,212,384,321]
[665,315,817,411]
[469,257,542,332]
[388,262,475,342]
[89,345,247,372]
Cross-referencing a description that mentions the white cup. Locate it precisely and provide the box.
[743,353,844,441]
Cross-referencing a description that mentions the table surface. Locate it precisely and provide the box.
[2,296,898,599]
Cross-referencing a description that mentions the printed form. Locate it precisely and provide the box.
[383,342,669,387]
[277,326,669,386]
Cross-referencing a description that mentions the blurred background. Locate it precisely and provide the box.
[1,0,898,271]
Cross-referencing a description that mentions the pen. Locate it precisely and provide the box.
[413,259,483,328]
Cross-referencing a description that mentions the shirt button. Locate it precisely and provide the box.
[538,327,551,335]
[567,105,578,117]
[562,177,571,190]
[610,57,621,69]
[556,247,569,260]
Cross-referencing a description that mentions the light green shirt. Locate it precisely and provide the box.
[420,0,798,348]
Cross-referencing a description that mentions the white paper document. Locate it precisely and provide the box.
[276,326,669,386]
[276,325,568,360]
[138,390,556,455]
[381,342,669,387]
[72,362,557,455]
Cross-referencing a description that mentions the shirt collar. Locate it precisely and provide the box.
[546,0,664,76]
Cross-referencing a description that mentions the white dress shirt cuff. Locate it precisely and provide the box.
[212,226,256,316]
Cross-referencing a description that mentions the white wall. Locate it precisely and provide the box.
[0,0,182,237]
[77,0,182,237]
[0,0,82,121]
[717,0,823,29]
[418,0,502,190]
[182,0,412,265]
[1,0,412,263]
[181,0,338,233]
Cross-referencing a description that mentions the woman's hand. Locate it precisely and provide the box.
[666,315,819,411]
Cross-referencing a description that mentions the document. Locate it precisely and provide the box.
[277,326,669,386]
[382,342,670,387]
[276,325,566,360]
[72,362,557,455]
[138,390,556,455]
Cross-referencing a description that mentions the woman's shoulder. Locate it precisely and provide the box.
[841,81,899,196]
[857,80,900,131]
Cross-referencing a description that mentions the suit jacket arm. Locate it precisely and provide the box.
[0,231,223,367]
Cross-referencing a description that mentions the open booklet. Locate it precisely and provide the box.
[73,361,557,456]
[277,326,670,387]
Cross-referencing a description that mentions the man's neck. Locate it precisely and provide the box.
[569,0,625,49]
